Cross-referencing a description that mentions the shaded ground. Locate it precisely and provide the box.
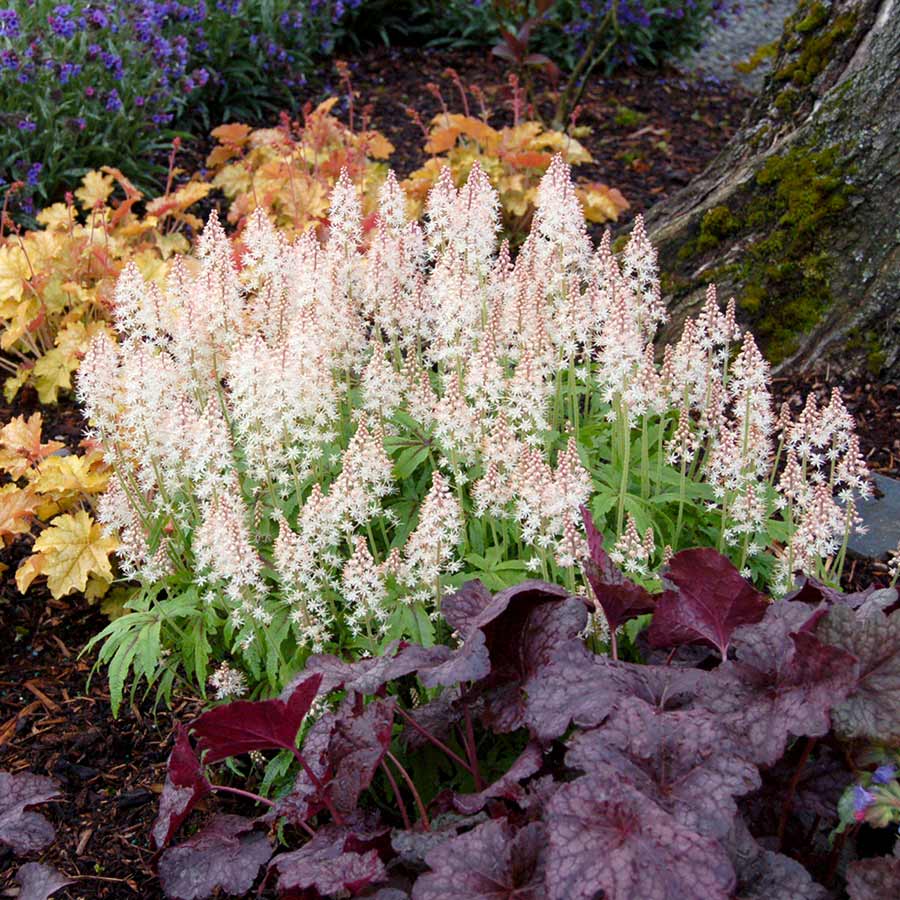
[331,46,751,231]
[2,43,898,900]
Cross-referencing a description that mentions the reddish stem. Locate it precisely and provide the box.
[380,759,411,830]
[386,751,430,831]
[776,736,816,849]
[462,705,485,791]
[291,748,344,826]
[210,783,275,809]
[394,705,474,775]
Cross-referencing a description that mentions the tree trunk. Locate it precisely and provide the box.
[644,0,899,375]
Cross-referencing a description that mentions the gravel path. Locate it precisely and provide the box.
[682,0,798,91]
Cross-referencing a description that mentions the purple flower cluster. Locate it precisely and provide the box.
[1,1,367,218]
[0,8,21,38]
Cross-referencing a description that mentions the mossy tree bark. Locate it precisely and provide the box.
[645,0,899,375]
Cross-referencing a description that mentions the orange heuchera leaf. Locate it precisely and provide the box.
[0,413,64,478]
[425,126,463,155]
[360,131,395,160]
[211,123,253,147]
[74,170,115,211]
[0,485,40,543]
[502,150,554,169]
[146,182,213,219]
[577,183,630,223]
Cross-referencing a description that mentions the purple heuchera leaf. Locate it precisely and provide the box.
[566,697,759,838]
[647,548,769,659]
[785,575,897,613]
[192,673,322,763]
[442,580,493,636]
[0,770,60,856]
[158,814,272,900]
[289,644,452,698]
[391,811,489,871]
[272,711,337,827]
[743,746,851,834]
[15,862,74,900]
[418,629,490,689]
[727,817,828,900]
[412,818,547,900]
[544,774,736,900]
[483,594,589,733]
[452,742,544,815]
[152,727,212,850]
[522,638,632,741]
[580,505,656,631]
[846,853,900,900]
[400,687,465,751]
[269,826,387,898]
[697,602,858,766]
[327,698,395,815]
[817,604,900,743]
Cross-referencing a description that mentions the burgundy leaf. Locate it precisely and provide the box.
[272,711,337,827]
[452,742,543,815]
[0,770,60,856]
[742,746,851,836]
[152,727,212,850]
[418,629,490,689]
[15,863,74,900]
[328,699,395,815]
[545,774,735,900]
[442,580,493,636]
[391,812,488,872]
[727,817,828,900]
[192,673,322,763]
[521,639,637,741]
[580,505,656,631]
[287,644,451,698]
[786,575,897,613]
[566,697,759,838]
[697,603,858,766]
[158,814,272,900]
[413,818,547,900]
[817,603,900,743]
[846,853,900,900]
[647,548,769,659]
[484,594,589,733]
[270,826,387,898]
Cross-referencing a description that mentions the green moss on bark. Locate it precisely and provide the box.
[670,144,854,364]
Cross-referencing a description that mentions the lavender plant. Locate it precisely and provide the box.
[0,1,363,220]
[79,157,870,712]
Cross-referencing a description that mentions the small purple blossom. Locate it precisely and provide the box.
[105,88,122,112]
[0,8,21,38]
[872,765,897,785]
[18,118,37,132]
[26,162,42,187]
[853,785,876,814]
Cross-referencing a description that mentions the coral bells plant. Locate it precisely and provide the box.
[79,156,871,710]
[150,574,900,900]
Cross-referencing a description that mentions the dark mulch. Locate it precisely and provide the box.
[0,593,190,899]
[334,46,749,230]
[1,43,896,900]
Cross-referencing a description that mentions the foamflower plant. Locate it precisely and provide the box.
[78,156,870,711]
